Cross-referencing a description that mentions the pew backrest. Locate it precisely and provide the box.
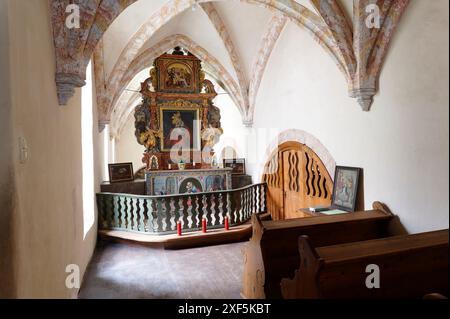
[242,208,394,299]
[281,230,449,299]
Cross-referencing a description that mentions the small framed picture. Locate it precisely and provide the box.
[108,163,134,183]
[331,166,361,212]
[223,158,246,175]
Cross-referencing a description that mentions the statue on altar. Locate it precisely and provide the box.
[139,128,159,150]
[202,125,223,149]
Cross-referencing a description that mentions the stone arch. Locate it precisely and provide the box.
[53,0,343,107]
[52,0,409,115]
[110,92,142,138]
[103,34,243,126]
[257,129,336,182]
[105,0,343,117]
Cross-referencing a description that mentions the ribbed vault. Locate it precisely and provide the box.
[50,0,409,128]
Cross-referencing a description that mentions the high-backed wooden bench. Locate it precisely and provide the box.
[281,230,449,299]
[241,203,394,299]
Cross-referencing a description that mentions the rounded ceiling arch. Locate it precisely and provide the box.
[99,0,344,123]
[109,68,149,138]
[52,0,410,121]
[105,34,245,125]
[111,93,142,139]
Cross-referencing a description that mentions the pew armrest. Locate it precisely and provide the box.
[372,201,394,216]
[241,214,267,299]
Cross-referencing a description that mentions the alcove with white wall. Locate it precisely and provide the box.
[249,0,449,233]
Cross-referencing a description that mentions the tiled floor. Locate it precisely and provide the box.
[78,241,247,299]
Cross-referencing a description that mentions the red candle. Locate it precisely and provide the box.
[202,218,207,233]
[225,216,229,231]
[177,221,182,236]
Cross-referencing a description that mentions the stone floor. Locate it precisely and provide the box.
[78,241,247,299]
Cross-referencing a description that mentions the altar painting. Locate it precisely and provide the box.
[161,108,201,152]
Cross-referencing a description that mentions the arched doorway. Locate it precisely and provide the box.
[262,141,333,220]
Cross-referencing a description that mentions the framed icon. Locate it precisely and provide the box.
[108,163,134,183]
[331,166,361,212]
[223,158,246,175]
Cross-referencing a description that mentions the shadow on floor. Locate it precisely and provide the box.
[79,240,247,299]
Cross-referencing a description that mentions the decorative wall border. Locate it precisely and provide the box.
[247,13,288,125]
[201,2,249,113]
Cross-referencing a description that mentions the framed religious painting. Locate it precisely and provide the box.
[160,107,201,152]
[223,158,246,175]
[108,163,134,183]
[156,53,201,94]
[331,166,361,212]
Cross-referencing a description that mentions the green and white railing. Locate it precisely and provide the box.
[96,183,267,235]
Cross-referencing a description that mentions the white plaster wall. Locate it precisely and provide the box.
[115,116,146,175]
[0,0,15,298]
[140,8,239,83]
[250,0,449,234]
[212,1,273,80]
[7,0,98,298]
[210,82,248,162]
[102,0,167,77]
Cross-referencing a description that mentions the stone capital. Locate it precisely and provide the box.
[55,73,85,105]
[349,88,377,112]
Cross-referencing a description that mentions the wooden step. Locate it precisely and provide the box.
[98,223,253,250]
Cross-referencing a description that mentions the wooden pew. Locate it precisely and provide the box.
[281,230,449,299]
[241,202,394,299]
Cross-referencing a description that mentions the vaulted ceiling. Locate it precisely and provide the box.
[50,0,409,132]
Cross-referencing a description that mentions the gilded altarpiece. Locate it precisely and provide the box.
[134,47,223,171]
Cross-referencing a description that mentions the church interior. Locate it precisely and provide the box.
[0,0,448,301]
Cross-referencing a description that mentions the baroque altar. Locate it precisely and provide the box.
[134,47,223,170]
[145,168,232,196]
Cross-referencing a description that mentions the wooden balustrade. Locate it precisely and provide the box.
[96,183,267,235]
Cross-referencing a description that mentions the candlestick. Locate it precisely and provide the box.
[225,216,229,231]
[177,221,182,236]
[202,218,207,233]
